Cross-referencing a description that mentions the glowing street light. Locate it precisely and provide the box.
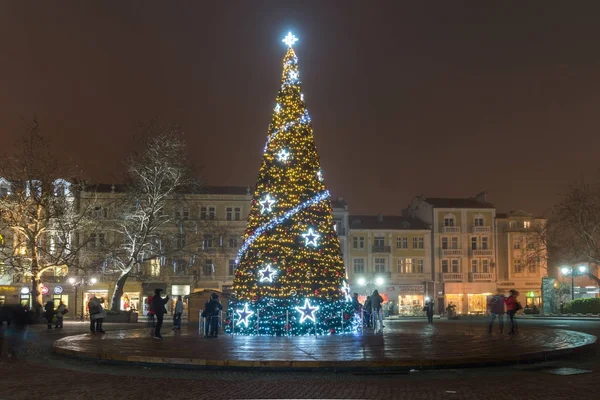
[375,277,384,286]
[357,277,366,286]
[560,265,588,300]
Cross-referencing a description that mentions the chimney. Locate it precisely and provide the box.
[475,191,487,203]
[377,213,383,223]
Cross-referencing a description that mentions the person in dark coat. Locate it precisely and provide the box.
[44,301,55,330]
[371,290,384,333]
[487,291,506,334]
[351,293,361,314]
[424,298,435,323]
[203,293,223,338]
[151,289,169,339]
[363,296,372,328]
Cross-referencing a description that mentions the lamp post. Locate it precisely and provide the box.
[68,276,97,321]
[560,265,588,301]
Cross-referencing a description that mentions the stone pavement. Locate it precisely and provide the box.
[52,320,596,370]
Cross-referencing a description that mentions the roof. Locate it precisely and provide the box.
[424,197,495,209]
[331,198,347,210]
[349,215,429,230]
[86,184,250,196]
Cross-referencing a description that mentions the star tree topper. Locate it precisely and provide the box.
[258,264,277,283]
[282,32,298,48]
[235,303,254,327]
[259,194,276,214]
[302,228,321,247]
[296,299,319,323]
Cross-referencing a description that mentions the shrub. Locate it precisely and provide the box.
[563,298,600,314]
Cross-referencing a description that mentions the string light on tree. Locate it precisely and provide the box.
[258,264,278,283]
[277,149,290,162]
[302,228,321,247]
[259,194,276,214]
[296,299,319,323]
[235,303,254,327]
[274,103,281,113]
[317,170,323,182]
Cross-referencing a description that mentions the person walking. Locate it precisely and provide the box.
[203,293,223,338]
[504,290,521,335]
[487,291,505,334]
[172,296,184,331]
[424,299,434,323]
[151,289,169,339]
[44,300,55,330]
[54,301,67,329]
[371,290,384,333]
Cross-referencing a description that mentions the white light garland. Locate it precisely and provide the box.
[236,190,330,264]
[317,170,323,182]
[274,103,281,113]
[296,299,319,323]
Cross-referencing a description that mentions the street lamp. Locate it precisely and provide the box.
[68,276,97,321]
[560,265,588,301]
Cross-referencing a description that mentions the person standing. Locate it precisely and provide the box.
[55,301,66,329]
[203,293,223,338]
[371,290,384,333]
[424,299,434,323]
[487,291,505,334]
[151,289,169,339]
[88,296,105,333]
[146,295,155,328]
[504,290,520,335]
[363,296,372,328]
[44,300,55,330]
[172,296,184,331]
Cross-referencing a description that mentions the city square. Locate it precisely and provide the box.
[2,2,600,399]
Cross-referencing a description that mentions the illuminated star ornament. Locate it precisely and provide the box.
[277,149,290,162]
[235,303,254,327]
[259,194,276,214]
[302,228,320,247]
[274,103,281,113]
[258,264,277,283]
[282,32,298,48]
[296,299,319,323]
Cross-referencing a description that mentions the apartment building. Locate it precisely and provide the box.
[346,214,432,315]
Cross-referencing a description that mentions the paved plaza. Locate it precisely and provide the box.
[1,318,600,399]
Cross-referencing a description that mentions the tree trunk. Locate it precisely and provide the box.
[30,275,42,315]
[110,271,130,312]
[588,273,600,287]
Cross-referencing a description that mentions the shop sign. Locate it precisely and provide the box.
[20,286,30,295]
[171,285,190,296]
[397,285,424,293]
[54,286,63,295]
[497,282,515,287]
[40,285,49,295]
[525,282,539,287]
[498,281,539,288]
[0,286,18,293]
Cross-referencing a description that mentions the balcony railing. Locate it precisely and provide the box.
[472,249,493,256]
[440,272,464,282]
[470,272,495,281]
[441,248,462,256]
[442,226,461,233]
[473,226,491,234]
[371,245,391,253]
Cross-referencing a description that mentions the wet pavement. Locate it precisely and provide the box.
[1,318,600,399]
[51,320,596,369]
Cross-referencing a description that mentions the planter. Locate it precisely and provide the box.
[104,312,138,323]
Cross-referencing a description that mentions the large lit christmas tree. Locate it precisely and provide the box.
[227,33,355,336]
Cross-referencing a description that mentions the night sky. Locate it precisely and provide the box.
[1,1,599,216]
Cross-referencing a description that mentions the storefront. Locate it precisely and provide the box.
[170,285,191,317]
[444,283,496,315]
[0,285,19,306]
[83,289,109,314]
[396,284,425,316]
[141,283,167,316]
[51,286,69,309]
[121,292,141,312]
[497,281,541,310]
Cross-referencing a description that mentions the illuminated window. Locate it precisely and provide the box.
[228,259,236,276]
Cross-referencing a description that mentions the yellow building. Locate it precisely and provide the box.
[347,214,432,315]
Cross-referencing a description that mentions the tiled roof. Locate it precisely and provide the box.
[350,215,429,230]
[424,198,495,209]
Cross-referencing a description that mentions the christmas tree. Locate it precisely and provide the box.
[227,33,355,336]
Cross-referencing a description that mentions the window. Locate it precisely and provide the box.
[451,237,459,249]
[482,259,490,273]
[444,215,455,226]
[471,237,478,250]
[374,237,385,248]
[177,234,186,248]
[397,237,408,249]
[415,259,424,273]
[513,238,521,250]
[513,260,523,274]
[89,233,96,249]
[471,259,479,273]
[228,260,236,276]
[201,206,216,220]
[226,207,233,221]
[175,208,189,220]
[98,233,106,248]
[53,179,71,197]
[527,241,535,250]
[374,258,386,273]
[441,237,449,249]
[399,258,413,273]
[528,262,536,274]
[451,259,460,273]
[474,217,484,226]
[412,237,424,249]
[524,221,531,228]
[208,207,216,220]
[202,235,214,249]
[200,206,207,220]
[234,207,241,221]
[353,258,365,274]
[0,178,10,197]
[150,259,161,276]
[481,237,489,250]
[26,180,42,197]
[353,236,365,249]
[203,259,214,276]
[442,259,449,273]
[228,237,238,248]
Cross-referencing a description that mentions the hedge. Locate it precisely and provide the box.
[563,298,600,314]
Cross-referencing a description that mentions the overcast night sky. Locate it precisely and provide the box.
[1,1,599,216]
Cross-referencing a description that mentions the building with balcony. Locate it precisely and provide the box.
[405,192,497,315]
[347,214,432,315]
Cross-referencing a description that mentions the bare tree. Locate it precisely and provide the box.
[0,120,97,312]
[99,124,191,312]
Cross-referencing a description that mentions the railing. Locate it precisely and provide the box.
[472,249,493,256]
[473,226,491,234]
[441,248,462,256]
[442,226,460,233]
[371,245,391,253]
[471,272,494,281]
[441,273,464,281]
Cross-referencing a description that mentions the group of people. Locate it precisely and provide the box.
[487,289,522,335]
[352,290,385,333]
[44,300,68,330]
[145,289,184,339]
